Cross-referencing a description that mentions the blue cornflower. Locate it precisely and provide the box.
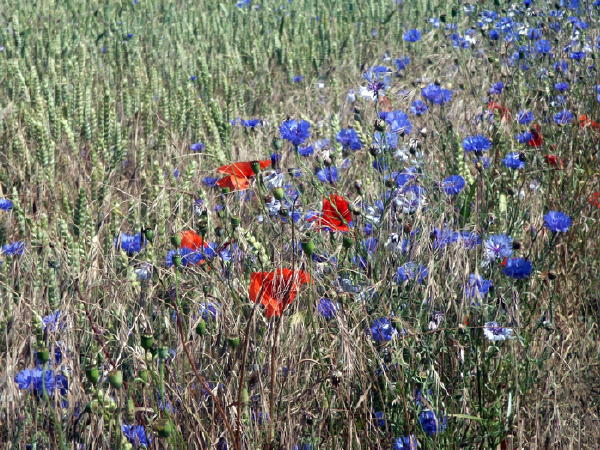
[543,211,572,232]
[165,248,204,267]
[379,110,412,134]
[203,176,219,187]
[42,311,65,332]
[403,29,422,42]
[190,142,205,152]
[241,118,261,128]
[115,232,145,256]
[394,56,410,71]
[2,241,25,256]
[317,298,338,321]
[517,110,534,125]
[316,166,338,183]
[280,119,311,146]
[298,145,315,156]
[488,82,504,95]
[463,135,492,152]
[393,435,419,450]
[465,274,493,299]
[502,152,525,169]
[459,231,482,248]
[410,100,428,116]
[0,198,13,210]
[553,60,568,72]
[363,66,392,96]
[442,175,465,195]
[374,131,398,149]
[395,262,428,284]
[535,39,552,54]
[373,411,386,428]
[568,51,585,60]
[292,75,304,83]
[199,302,219,321]
[394,184,427,213]
[122,424,151,447]
[15,368,68,397]
[553,110,574,125]
[527,27,542,40]
[515,131,533,144]
[502,258,533,279]
[554,82,569,92]
[483,234,513,261]
[336,128,362,150]
[432,228,459,250]
[421,83,453,105]
[369,318,397,342]
[419,410,447,435]
[483,322,514,341]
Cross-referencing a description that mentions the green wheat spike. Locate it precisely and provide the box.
[11,186,27,237]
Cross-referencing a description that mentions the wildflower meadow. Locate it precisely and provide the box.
[0,0,599,448]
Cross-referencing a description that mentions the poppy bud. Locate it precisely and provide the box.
[251,161,261,174]
[154,419,174,438]
[143,228,154,242]
[138,369,149,383]
[86,366,100,384]
[140,334,154,351]
[273,187,285,200]
[301,240,315,257]
[173,254,182,268]
[220,187,230,195]
[230,217,241,228]
[170,234,182,247]
[279,208,289,217]
[214,226,224,238]
[374,119,385,132]
[108,370,123,389]
[226,337,240,348]
[36,348,50,364]
[195,320,207,336]
[342,236,353,249]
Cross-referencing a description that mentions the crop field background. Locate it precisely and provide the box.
[0,0,599,448]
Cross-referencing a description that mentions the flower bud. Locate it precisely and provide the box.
[251,161,261,174]
[374,119,386,132]
[230,217,241,228]
[301,240,315,257]
[86,366,100,384]
[173,254,183,268]
[226,337,240,348]
[138,369,149,384]
[154,419,174,438]
[157,346,170,359]
[272,187,285,200]
[170,234,182,247]
[36,348,50,364]
[342,236,353,249]
[141,334,154,351]
[143,228,155,242]
[108,370,123,389]
[195,320,207,336]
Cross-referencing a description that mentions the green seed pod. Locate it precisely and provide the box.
[108,370,123,389]
[230,217,241,228]
[140,334,154,351]
[173,255,183,268]
[86,366,100,384]
[251,161,261,174]
[272,187,285,200]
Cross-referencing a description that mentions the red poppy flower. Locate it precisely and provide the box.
[217,160,272,178]
[249,268,311,318]
[544,154,564,168]
[527,124,543,147]
[589,192,600,209]
[487,101,511,121]
[309,195,352,232]
[180,230,207,251]
[579,115,600,130]
[216,175,251,191]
